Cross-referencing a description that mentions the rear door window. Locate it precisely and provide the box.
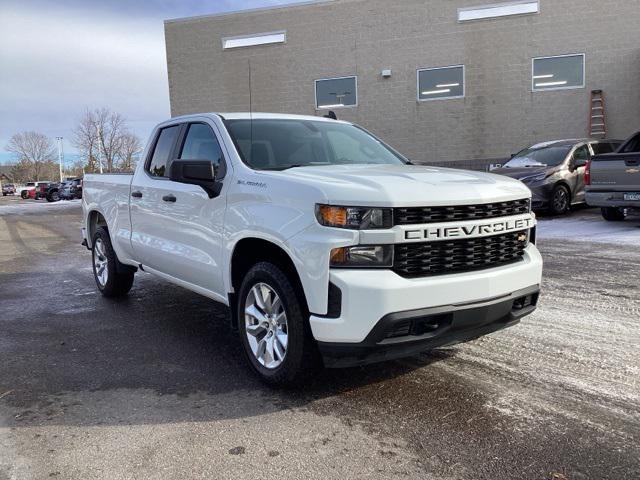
[147,125,180,177]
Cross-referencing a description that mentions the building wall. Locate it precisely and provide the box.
[164,0,640,166]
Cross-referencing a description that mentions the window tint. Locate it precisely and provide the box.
[573,145,589,161]
[315,76,357,109]
[179,123,226,176]
[225,119,406,170]
[147,125,180,177]
[326,130,376,164]
[418,66,464,100]
[622,134,640,153]
[532,54,584,91]
[591,142,616,155]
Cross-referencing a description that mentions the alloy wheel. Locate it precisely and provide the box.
[93,238,109,287]
[244,282,288,369]
[553,188,568,213]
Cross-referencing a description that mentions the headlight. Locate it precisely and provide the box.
[316,205,392,229]
[330,245,393,268]
[521,173,547,184]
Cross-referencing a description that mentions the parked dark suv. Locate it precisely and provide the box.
[43,178,83,202]
[492,139,623,215]
[58,178,83,200]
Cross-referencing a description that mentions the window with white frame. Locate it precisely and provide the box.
[458,1,539,22]
[222,31,286,50]
[417,65,464,101]
[315,76,357,109]
[532,54,585,91]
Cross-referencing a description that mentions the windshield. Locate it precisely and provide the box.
[225,119,408,170]
[504,146,571,168]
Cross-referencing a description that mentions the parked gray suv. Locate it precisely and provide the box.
[493,139,622,215]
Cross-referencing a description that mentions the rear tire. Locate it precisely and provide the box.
[92,227,135,297]
[237,261,321,386]
[549,184,571,216]
[601,207,626,221]
[21,191,28,199]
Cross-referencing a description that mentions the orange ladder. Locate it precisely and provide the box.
[588,90,607,138]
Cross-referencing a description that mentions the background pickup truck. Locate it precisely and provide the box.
[82,112,542,385]
[586,130,640,221]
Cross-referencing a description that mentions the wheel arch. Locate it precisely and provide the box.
[86,209,108,248]
[554,180,572,198]
[228,237,307,330]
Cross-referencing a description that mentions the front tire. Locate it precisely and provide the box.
[237,262,320,386]
[601,207,626,221]
[46,190,60,202]
[550,184,570,215]
[92,227,135,297]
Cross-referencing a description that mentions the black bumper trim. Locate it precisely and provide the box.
[318,285,540,368]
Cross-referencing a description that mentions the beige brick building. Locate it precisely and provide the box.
[164,0,640,167]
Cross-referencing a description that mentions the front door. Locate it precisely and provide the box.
[569,144,590,203]
[129,120,229,300]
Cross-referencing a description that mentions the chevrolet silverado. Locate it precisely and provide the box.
[82,113,542,385]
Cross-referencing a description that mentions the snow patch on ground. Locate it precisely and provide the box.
[536,210,640,245]
[0,199,81,216]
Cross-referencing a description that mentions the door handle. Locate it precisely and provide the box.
[131,191,143,198]
[162,194,177,203]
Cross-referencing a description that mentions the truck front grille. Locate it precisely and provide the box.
[393,231,528,278]
[394,199,530,225]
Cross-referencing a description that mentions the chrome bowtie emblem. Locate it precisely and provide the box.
[626,168,640,174]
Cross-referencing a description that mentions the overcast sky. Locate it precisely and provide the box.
[0,0,301,161]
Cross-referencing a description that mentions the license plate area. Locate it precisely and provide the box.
[623,192,640,201]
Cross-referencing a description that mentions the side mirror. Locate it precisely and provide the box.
[510,153,516,159]
[573,158,587,169]
[170,159,221,198]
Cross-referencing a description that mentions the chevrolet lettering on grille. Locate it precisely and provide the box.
[404,216,534,241]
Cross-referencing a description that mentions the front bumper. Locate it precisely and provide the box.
[309,244,542,346]
[528,183,554,210]
[319,285,539,368]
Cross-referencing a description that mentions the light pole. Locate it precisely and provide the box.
[56,137,64,182]
[97,126,104,174]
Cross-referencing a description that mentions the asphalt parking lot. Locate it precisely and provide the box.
[0,195,639,480]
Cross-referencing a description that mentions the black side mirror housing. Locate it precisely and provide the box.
[574,158,587,168]
[170,159,221,198]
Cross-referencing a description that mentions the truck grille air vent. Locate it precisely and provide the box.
[393,231,528,278]
[394,199,530,225]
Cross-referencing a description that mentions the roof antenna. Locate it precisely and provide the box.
[248,58,253,165]
[324,110,337,120]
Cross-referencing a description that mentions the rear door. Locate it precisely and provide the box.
[129,120,229,300]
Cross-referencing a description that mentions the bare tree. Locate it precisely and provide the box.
[117,132,142,172]
[72,108,142,173]
[72,109,100,172]
[5,131,56,181]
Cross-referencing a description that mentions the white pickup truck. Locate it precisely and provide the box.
[82,113,542,385]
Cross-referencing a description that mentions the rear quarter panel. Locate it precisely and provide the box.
[83,174,135,263]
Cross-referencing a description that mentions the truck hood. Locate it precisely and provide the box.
[277,164,531,206]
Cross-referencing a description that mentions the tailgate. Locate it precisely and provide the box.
[589,153,640,191]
